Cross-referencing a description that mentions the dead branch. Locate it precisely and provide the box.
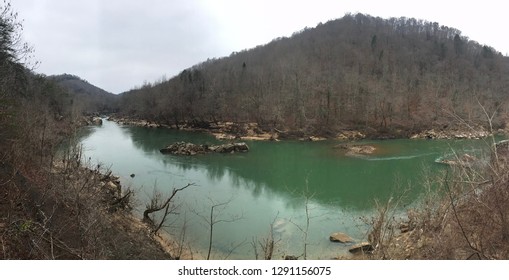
[143,183,193,234]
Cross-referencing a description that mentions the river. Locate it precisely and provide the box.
[76,119,495,259]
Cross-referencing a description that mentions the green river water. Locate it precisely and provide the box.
[77,119,495,259]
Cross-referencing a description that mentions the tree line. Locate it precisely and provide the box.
[117,13,509,136]
[0,1,144,259]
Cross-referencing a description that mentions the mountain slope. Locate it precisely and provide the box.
[117,13,509,137]
[50,73,110,95]
[50,74,118,114]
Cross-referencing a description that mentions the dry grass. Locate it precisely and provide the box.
[0,140,173,259]
[367,136,509,260]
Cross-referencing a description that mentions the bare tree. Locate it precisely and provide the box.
[287,181,316,260]
[143,183,193,234]
[251,214,281,260]
[193,197,243,260]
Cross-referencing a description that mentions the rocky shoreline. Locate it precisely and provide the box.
[107,116,366,141]
[409,127,491,140]
[106,115,502,141]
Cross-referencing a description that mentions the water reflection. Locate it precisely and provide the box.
[76,119,503,259]
[119,124,432,209]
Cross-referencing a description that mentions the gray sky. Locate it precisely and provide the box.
[14,0,509,94]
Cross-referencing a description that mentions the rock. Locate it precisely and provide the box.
[348,242,374,254]
[105,181,120,195]
[335,144,376,156]
[329,232,354,243]
[214,133,236,140]
[336,130,366,140]
[91,117,103,126]
[160,141,249,155]
[160,142,207,155]
[211,142,249,153]
[308,136,326,142]
[411,128,490,140]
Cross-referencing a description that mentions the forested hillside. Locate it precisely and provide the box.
[117,13,509,137]
[3,1,509,260]
[50,74,119,114]
[0,2,168,259]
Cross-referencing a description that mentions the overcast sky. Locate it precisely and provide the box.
[13,0,509,94]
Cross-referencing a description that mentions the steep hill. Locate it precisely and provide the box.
[117,13,509,137]
[50,73,118,114]
[0,1,169,259]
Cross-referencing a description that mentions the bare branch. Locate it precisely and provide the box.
[143,183,194,234]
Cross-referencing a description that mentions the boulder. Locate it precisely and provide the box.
[411,128,490,140]
[348,242,374,254]
[329,232,354,243]
[91,117,103,125]
[160,142,207,155]
[105,181,120,197]
[336,130,366,140]
[307,136,326,142]
[105,181,117,190]
[211,142,249,153]
[335,144,376,156]
[160,142,249,155]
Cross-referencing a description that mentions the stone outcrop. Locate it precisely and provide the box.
[307,136,327,142]
[91,117,103,125]
[79,116,103,126]
[98,172,121,198]
[160,141,249,155]
[160,142,208,155]
[208,142,250,153]
[108,117,162,128]
[410,128,490,140]
[336,130,366,140]
[329,232,354,243]
[335,144,376,156]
